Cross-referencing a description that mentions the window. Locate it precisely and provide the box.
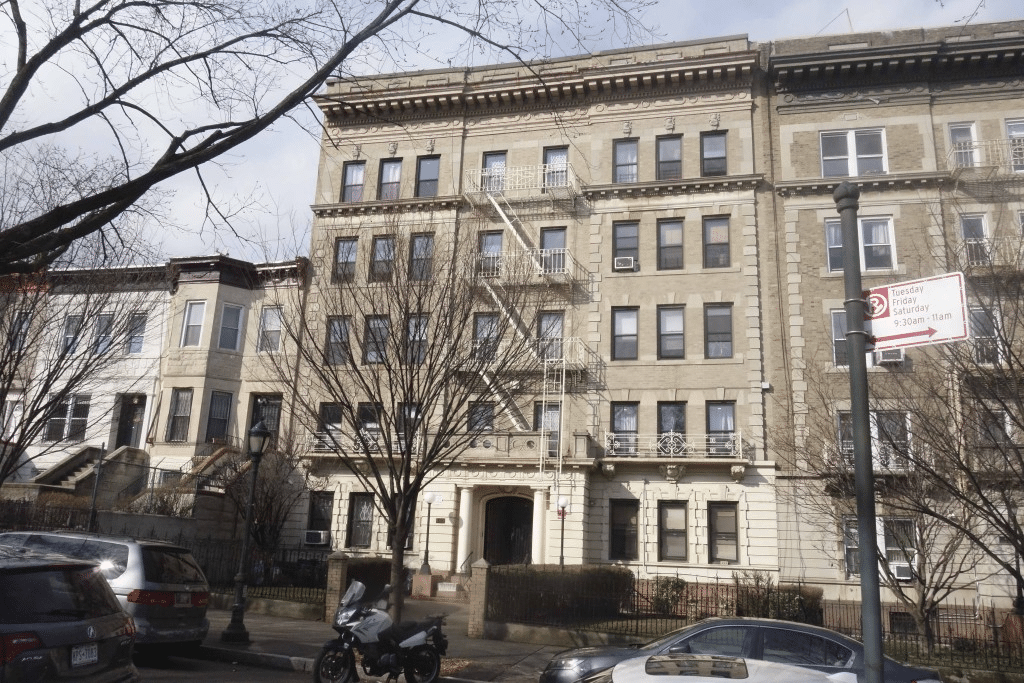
[251,394,282,444]
[762,629,853,667]
[613,222,639,263]
[961,214,989,265]
[468,402,494,432]
[843,519,860,577]
[1,395,21,441]
[658,502,687,561]
[884,518,916,579]
[44,394,90,442]
[704,304,733,358]
[708,502,738,563]
[821,129,886,177]
[378,159,401,200]
[342,161,365,202]
[544,147,568,188]
[1008,119,1024,172]
[218,305,243,351]
[8,311,30,353]
[473,313,499,361]
[703,216,730,268]
[681,628,749,658]
[540,227,566,274]
[831,310,849,366]
[126,313,146,354]
[658,402,687,455]
[478,231,503,277]
[369,236,395,283]
[707,402,736,456]
[357,402,383,447]
[837,410,910,469]
[410,234,434,281]
[970,306,998,364]
[658,306,684,359]
[205,391,232,443]
[308,491,334,532]
[406,315,427,365]
[658,219,683,270]
[701,131,727,176]
[979,407,1011,446]
[334,238,358,283]
[257,306,282,352]
[397,403,420,451]
[325,316,350,365]
[166,388,193,442]
[534,402,560,458]
[611,403,639,454]
[180,301,205,347]
[613,139,638,183]
[657,136,682,180]
[482,152,506,191]
[416,156,440,197]
[92,314,113,354]
[316,402,342,449]
[346,492,374,548]
[364,315,390,364]
[538,311,563,361]
[612,308,638,360]
[610,499,639,560]
[824,217,894,272]
[949,123,976,167]
[63,315,83,353]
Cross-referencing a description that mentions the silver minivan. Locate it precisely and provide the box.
[0,531,209,648]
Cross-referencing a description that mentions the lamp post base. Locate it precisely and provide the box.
[220,620,250,643]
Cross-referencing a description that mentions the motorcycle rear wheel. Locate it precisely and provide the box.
[404,645,441,683]
[314,647,354,683]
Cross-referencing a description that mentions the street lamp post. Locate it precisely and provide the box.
[557,496,569,567]
[221,421,273,643]
[419,493,438,575]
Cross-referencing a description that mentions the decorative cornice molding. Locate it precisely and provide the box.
[584,174,761,200]
[773,171,951,198]
[312,196,463,218]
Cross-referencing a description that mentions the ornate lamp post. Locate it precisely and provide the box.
[419,493,439,575]
[557,496,569,567]
[221,421,273,643]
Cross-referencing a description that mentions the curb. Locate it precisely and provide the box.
[195,645,315,673]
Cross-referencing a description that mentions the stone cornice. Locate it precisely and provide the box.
[774,171,951,198]
[584,175,761,200]
[312,195,463,218]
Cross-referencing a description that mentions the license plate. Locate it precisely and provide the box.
[71,642,98,667]
[175,592,192,607]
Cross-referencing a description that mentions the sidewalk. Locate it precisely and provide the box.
[194,600,563,682]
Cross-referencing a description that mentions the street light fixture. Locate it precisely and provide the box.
[221,420,273,643]
[419,493,439,575]
[557,496,569,568]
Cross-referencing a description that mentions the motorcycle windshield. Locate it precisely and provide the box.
[339,580,366,609]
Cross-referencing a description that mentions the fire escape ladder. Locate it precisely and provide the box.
[485,192,544,273]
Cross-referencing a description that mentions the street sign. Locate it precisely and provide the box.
[864,272,968,351]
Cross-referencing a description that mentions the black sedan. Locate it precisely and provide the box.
[539,617,941,683]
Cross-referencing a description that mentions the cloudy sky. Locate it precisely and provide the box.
[162,0,1023,263]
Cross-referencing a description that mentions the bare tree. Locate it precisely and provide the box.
[0,0,653,274]
[265,222,575,618]
[0,261,164,486]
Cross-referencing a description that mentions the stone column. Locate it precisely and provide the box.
[456,486,474,573]
[531,488,547,565]
[467,558,490,638]
[324,551,349,622]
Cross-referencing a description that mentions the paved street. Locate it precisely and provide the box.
[134,653,311,681]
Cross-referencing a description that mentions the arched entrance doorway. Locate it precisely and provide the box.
[483,496,532,565]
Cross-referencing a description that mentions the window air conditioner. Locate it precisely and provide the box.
[304,530,330,546]
[892,563,913,581]
[613,257,635,271]
[875,348,905,366]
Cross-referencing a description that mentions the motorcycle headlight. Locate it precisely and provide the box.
[335,606,358,625]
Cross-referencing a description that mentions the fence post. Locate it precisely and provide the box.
[324,551,349,623]
[467,558,490,639]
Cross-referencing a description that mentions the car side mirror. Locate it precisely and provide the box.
[667,643,691,654]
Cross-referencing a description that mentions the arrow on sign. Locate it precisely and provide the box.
[872,327,938,345]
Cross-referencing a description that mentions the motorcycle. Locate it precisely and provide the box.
[314,580,448,683]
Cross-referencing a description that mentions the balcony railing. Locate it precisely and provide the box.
[603,431,744,459]
[466,336,590,370]
[954,237,1024,270]
[947,139,1024,174]
[474,248,588,284]
[307,429,420,454]
[836,443,911,472]
[464,163,580,198]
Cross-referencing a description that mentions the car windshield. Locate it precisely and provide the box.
[19,535,130,580]
[142,547,206,584]
[0,565,122,624]
[638,624,702,652]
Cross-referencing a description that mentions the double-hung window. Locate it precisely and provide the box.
[537,311,563,361]
[44,394,90,442]
[63,315,83,354]
[837,410,910,469]
[657,136,682,180]
[544,147,568,188]
[416,156,440,197]
[346,492,374,548]
[334,238,358,283]
[126,313,146,354]
[612,308,638,360]
[825,217,895,272]
[406,315,427,365]
[482,152,506,192]
[949,123,977,167]
[8,311,30,353]
[960,214,989,265]
[257,307,282,352]
[970,306,999,365]
[701,132,727,176]
[468,402,495,432]
[410,234,434,281]
[325,316,350,365]
[613,222,639,266]
[378,159,402,200]
[219,305,243,351]
[611,403,639,455]
[180,301,205,347]
[703,217,730,268]
[658,402,687,455]
[658,502,687,561]
[708,501,738,564]
[658,220,683,270]
[166,388,193,442]
[364,315,390,364]
[704,304,733,359]
[473,313,499,361]
[707,402,736,456]
[316,402,342,450]
[534,402,561,458]
[658,306,684,359]
[609,499,639,560]
[93,314,113,354]
[1008,120,1024,172]
[308,492,334,533]
[478,231,503,277]
[540,228,566,274]
[821,129,886,177]
[205,391,232,442]
[342,161,365,202]
[613,140,638,183]
[369,236,395,283]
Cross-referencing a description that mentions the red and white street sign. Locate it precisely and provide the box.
[864,272,968,351]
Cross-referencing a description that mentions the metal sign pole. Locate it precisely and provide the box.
[834,182,883,683]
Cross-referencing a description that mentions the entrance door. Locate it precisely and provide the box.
[484,496,533,565]
[115,395,146,449]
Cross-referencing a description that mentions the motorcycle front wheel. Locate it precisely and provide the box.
[313,646,354,683]
[403,645,441,683]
